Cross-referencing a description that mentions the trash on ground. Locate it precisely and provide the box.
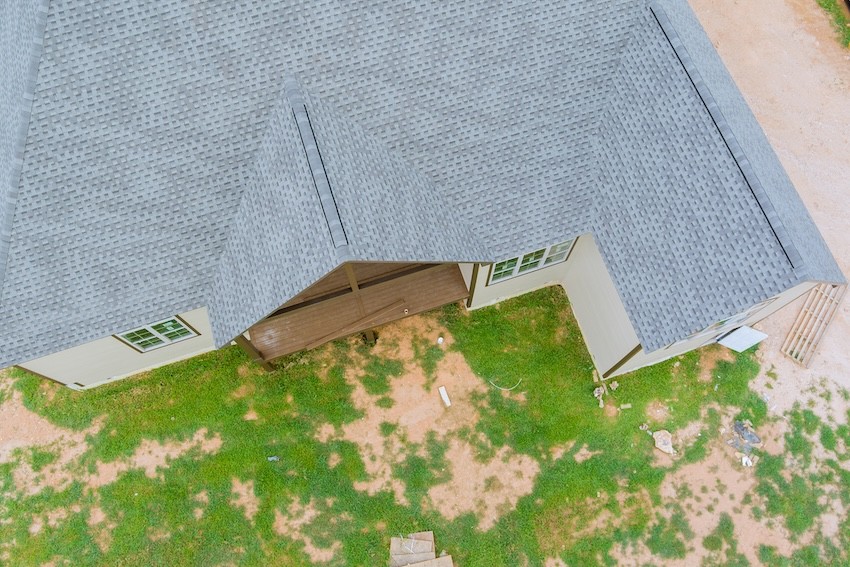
[726,420,762,461]
[653,430,676,455]
[438,386,452,407]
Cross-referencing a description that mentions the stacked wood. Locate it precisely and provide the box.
[389,531,453,566]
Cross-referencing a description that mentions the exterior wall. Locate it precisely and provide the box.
[613,281,818,376]
[458,262,475,290]
[467,255,572,310]
[19,307,215,389]
[561,235,641,375]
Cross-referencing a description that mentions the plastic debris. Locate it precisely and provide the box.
[438,386,452,407]
[267,456,280,462]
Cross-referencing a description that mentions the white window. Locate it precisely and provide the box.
[488,239,575,285]
[116,317,198,352]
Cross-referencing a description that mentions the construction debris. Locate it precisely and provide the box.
[593,386,606,408]
[389,531,453,567]
[726,420,762,456]
[653,430,676,455]
[438,386,452,408]
[619,403,632,410]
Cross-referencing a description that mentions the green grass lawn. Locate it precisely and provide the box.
[1,288,848,565]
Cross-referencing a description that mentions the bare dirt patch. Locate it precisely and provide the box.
[243,407,258,421]
[87,505,115,552]
[661,441,792,565]
[273,498,341,563]
[428,438,539,531]
[231,478,260,522]
[88,428,223,488]
[573,444,601,464]
[320,315,544,529]
[230,381,255,399]
[646,400,671,423]
[698,345,735,383]
[1,390,104,496]
[327,453,341,469]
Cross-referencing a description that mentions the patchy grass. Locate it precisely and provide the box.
[817,0,850,47]
[359,357,404,396]
[0,287,840,565]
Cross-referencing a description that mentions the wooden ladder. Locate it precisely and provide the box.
[781,283,846,367]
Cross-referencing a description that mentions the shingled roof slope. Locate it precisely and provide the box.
[590,7,799,351]
[653,0,845,286]
[0,1,49,295]
[0,0,842,367]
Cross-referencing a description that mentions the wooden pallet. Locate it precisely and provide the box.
[781,283,846,367]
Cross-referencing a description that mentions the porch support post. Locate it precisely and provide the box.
[234,335,275,372]
[344,263,377,344]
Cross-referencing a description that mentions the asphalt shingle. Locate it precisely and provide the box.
[0,0,842,366]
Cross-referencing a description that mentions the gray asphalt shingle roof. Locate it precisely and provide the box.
[0,0,843,366]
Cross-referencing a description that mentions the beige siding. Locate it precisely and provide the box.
[468,257,572,310]
[458,262,475,289]
[613,281,818,376]
[19,307,215,389]
[561,235,640,375]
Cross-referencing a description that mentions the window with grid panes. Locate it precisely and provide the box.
[116,317,197,352]
[487,239,575,284]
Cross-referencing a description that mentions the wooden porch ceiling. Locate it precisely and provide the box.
[248,263,469,362]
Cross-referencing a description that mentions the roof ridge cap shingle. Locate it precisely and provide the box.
[284,76,351,254]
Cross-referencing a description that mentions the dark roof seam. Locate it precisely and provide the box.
[649,2,803,271]
[0,0,52,306]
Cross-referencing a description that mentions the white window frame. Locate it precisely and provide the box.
[115,316,199,353]
[487,239,576,285]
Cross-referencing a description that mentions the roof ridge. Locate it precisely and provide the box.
[649,1,802,272]
[284,77,350,257]
[0,0,51,305]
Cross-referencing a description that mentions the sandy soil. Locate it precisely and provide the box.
[231,478,260,522]
[316,315,558,531]
[688,0,850,421]
[273,498,342,563]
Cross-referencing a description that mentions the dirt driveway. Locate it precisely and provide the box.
[690,0,850,403]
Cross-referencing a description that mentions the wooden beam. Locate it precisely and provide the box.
[344,264,376,343]
[264,264,436,322]
[303,299,405,351]
[234,335,275,372]
[602,343,642,379]
[466,263,480,308]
